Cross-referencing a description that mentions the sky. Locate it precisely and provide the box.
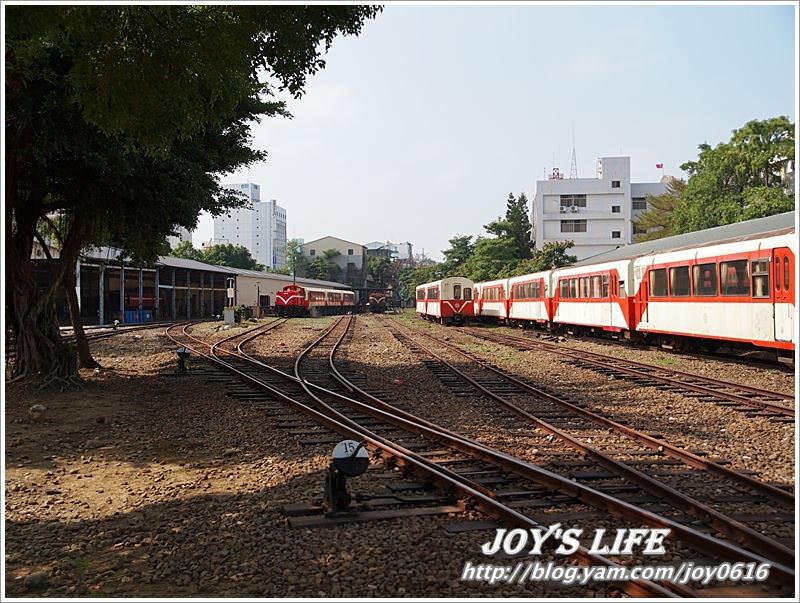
[192,3,796,261]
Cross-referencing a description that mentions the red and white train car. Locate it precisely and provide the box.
[470,213,794,360]
[551,259,634,333]
[416,277,475,324]
[275,284,356,317]
[507,271,551,325]
[475,278,508,321]
[632,231,794,357]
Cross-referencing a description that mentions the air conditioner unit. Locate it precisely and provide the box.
[571,205,579,213]
[559,206,567,213]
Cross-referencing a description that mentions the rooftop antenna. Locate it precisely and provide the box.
[569,123,578,179]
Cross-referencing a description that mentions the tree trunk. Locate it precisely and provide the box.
[9,265,78,384]
[62,265,100,369]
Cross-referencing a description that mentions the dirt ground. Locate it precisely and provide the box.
[5,323,594,598]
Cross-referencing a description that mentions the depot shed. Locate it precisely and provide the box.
[228,268,351,314]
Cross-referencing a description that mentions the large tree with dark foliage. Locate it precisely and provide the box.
[6,5,381,384]
[671,116,794,233]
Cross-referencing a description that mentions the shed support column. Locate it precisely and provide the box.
[75,259,81,311]
[154,269,160,320]
[186,270,191,318]
[138,269,143,322]
[200,272,205,316]
[172,268,176,320]
[120,266,125,323]
[99,265,105,325]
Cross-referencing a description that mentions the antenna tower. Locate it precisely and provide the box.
[569,123,578,179]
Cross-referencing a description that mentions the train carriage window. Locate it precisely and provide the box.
[417,289,425,301]
[533,281,541,298]
[751,260,770,298]
[784,257,790,290]
[560,280,569,298]
[579,277,589,298]
[720,260,750,296]
[602,274,610,297]
[569,278,578,299]
[669,266,691,296]
[428,287,439,300]
[693,263,718,296]
[464,287,472,301]
[649,268,668,297]
[775,260,782,291]
[453,284,462,300]
[591,276,602,298]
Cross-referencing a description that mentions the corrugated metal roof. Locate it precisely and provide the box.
[572,212,795,266]
[157,256,238,274]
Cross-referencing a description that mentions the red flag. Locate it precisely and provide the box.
[656,163,664,169]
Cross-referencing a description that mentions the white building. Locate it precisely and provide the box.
[213,183,287,269]
[531,157,667,261]
[167,226,192,249]
[365,240,414,260]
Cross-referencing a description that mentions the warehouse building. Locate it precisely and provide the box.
[35,248,350,326]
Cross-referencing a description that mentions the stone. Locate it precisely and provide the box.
[24,571,50,590]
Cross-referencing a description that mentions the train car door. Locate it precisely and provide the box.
[773,248,794,342]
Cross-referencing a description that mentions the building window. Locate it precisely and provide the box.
[560,220,587,233]
[611,231,621,239]
[611,180,620,188]
[559,194,587,209]
[348,249,354,255]
[632,197,647,210]
[310,249,316,257]
[612,205,621,213]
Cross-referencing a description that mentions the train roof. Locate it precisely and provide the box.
[571,211,795,267]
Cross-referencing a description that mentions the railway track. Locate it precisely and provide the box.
[5,321,178,364]
[374,317,794,594]
[166,317,792,596]
[459,327,794,422]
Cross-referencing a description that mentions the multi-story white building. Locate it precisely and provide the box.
[213,183,287,269]
[167,226,192,249]
[365,240,414,260]
[531,157,667,261]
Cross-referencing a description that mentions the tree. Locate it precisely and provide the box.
[462,236,518,282]
[398,264,443,302]
[306,249,342,283]
[6,6,380,382]
[486,192,532,259]
[286,239,309,279]
[202,244,263,271]
[170,240,203,261]
[671,116,794,233]
[441,235,474,275]
[632,179,686,242]
[511,241,577,275]
[367,256,392,288]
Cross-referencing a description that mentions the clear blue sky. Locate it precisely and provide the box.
[193,3,796,260]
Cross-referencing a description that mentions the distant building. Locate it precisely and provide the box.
[781,159,795,196]
[301,236,367,287]
[365,240,414,260]
[531,157,667,261]
[167,226,192,249]
[213,183,287,269]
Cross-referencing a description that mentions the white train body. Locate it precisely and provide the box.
[632,232,795,351]
[468,220,795,356]
[507,272,551,323]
